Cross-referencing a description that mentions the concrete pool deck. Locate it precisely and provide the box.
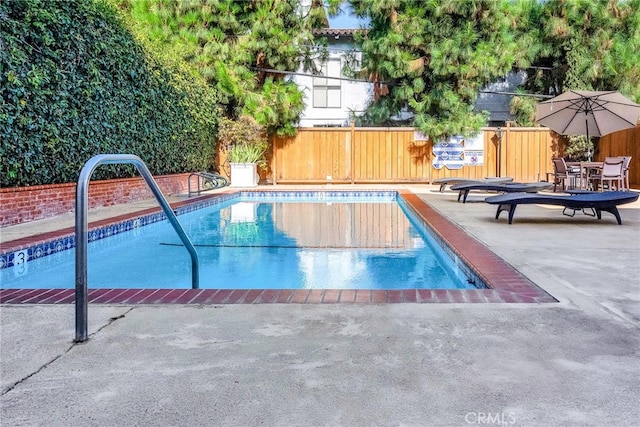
[1,184,639,426]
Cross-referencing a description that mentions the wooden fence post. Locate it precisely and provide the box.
[350,121,355,184]
[503,122,511,178]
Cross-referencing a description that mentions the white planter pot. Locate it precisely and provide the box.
[230,163,259,187]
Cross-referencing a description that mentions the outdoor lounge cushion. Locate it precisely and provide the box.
[450,182,553,203]
[431,177,513,192]
[485,191,638,224]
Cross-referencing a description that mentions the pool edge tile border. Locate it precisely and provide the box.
[397,190,556,304]
[0,188,558,304]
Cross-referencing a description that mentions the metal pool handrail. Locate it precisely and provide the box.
[75,154,199,342]
[188,171,229,196]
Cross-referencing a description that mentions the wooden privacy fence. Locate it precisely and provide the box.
[241,124,639,187]
[598,125,640,188]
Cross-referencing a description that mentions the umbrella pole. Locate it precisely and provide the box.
[584,110,591,162]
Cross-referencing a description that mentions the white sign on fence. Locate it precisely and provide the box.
[432,134,484,169]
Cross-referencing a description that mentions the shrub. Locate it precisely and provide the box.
[217,115,268,169]
[0,0,219,187]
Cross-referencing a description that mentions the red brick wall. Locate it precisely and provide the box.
[0,174,190,227]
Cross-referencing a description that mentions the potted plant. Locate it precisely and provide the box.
[218,115,268,187]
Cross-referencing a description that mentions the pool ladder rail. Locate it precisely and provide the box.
[75,154,200,342]
[188,172,229,196]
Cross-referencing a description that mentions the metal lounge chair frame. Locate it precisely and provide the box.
[431,177,514,192]
[450,182,552,203]
[484,191,638,225]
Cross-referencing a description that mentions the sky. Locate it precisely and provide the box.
[326,4,369,29]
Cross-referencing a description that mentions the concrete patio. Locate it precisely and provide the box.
[1,185,639,426]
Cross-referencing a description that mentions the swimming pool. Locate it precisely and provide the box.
[0,189,558,304]
[1,191,479,290]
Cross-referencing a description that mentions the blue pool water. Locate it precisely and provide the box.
[1,192,478,290]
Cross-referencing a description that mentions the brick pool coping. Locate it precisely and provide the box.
[0,189,557,304]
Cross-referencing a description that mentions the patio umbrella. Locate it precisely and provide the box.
[535,90,640,140]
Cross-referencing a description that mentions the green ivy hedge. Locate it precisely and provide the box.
[0,0,219,187]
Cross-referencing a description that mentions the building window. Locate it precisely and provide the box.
[313,59,341,108]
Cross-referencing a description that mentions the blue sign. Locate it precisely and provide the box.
[432,137,465,170]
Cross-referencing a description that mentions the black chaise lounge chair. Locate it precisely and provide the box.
[450,182,553,203]
[485,191,638,224]
[432,177,513,192]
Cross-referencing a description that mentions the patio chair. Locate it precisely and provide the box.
[589,158,625,191]
[550,158,580,192]
[621,156,632,191]
[605,156,632,191]
[450,182,552,203]
[484,191,638,225]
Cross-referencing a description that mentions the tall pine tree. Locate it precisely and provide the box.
[509,0,640,125]
[332,0,519,141]
[114,0,328,135]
